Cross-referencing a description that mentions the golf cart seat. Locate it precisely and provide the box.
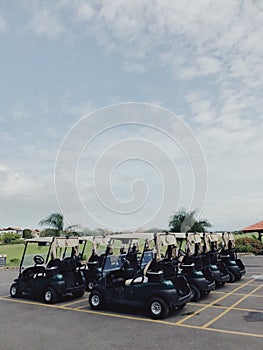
[87,261,99,270]
[47,258,62,271]
[45,266,59,277]
[125,260,152,286]
[146,270,164,282]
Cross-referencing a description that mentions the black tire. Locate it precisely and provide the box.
[235,275,242,281]
[215,281,225,288]
[87,280,97,291]
[190,285,201,302]
[201,290,210,297]
[43,287,58,304]
[10,283,21,298]
[147,297,169,319]
[89,291,105,310]
[228,271,235,283]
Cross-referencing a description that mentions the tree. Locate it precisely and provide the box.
[23,229,33,239]
[0,233,22,244]
[169,208,212,233]
[39,213,64,237]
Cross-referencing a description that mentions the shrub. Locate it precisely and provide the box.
[235,237,263,255]
[0,233,23,245]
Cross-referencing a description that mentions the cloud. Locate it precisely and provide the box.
[28,10,64,39]
[122,61,145,73]
[0,164,44,197]
[0,15,8,32]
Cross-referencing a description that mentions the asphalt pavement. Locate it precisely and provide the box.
[0,256,262,350]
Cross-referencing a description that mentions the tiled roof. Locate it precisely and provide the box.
[242,220,263,232]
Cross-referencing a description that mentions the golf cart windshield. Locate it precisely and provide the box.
[140,250,154,266]
[103,254,125,272]
[21,237,54,268]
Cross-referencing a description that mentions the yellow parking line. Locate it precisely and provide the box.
[0,296,74,310]
[61,298,87,307]
[175,278,256,325]
[234,306,263,313]
[1,295,263,339]
[190,301,263,314]
[76,305,88,310]
[214,291,263,297]
[176,323,263,338]
[202,284,263,328]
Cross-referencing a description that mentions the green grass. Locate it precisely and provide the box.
[0,243,50,266]
[0,241,94,266]
[0,244,25,266]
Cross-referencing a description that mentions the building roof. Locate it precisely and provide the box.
[242,220,263,232]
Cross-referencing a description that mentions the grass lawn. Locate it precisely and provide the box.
[0,240,94,266]
[0,244,25,266]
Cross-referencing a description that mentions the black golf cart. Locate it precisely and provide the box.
[191,232,230,287]
[10,237,86,303]
[89,232,192,319]
[81,233,154,291]
[176,232,216,301]
[218,232,246,282]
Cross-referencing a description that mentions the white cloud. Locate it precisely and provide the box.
[28,10,64,39]
[0,164,44,197]
[122,61,145,73]
[0,15,8,32]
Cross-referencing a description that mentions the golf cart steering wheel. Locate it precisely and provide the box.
[33,255,45,265]
[121,256,131,267]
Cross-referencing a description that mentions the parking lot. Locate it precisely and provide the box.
[0,256,262,350]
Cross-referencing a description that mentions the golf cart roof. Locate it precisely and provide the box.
[154,232,178,261]
[25,237,80,247]
[109,232,154,241]
[222,232,235,248]
[25,237,54,244]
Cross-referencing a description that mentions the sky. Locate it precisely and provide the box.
[0,0,262,232]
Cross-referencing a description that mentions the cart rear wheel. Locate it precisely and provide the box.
[215,281,225,288]
[190,285,201,302]
[87,280,96,291]
[147,297,169,319]
[228,271,235,283]
[89,291,105,310]
[10,283,21,298]
[43,287,58,304]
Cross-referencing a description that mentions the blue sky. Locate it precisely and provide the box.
[0,0,262,231]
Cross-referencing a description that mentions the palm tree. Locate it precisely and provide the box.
[169,208,212,233]
[39,213,64,237]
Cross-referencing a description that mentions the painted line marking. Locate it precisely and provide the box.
[193,302,263,313]
[0,296,263,339]
[61,298,87,307]
[201,284,263,328]
[175,278,256,326]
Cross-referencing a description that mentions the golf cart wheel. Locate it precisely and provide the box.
[190,285,201,302]
[87,280,96,291]
[147,297,169,319]
[89,291,105,310]
[201,290,210,297]
[228,271,235,283]
[215,281,225,288]
[43,287,58,304]
[10,283,21,298]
